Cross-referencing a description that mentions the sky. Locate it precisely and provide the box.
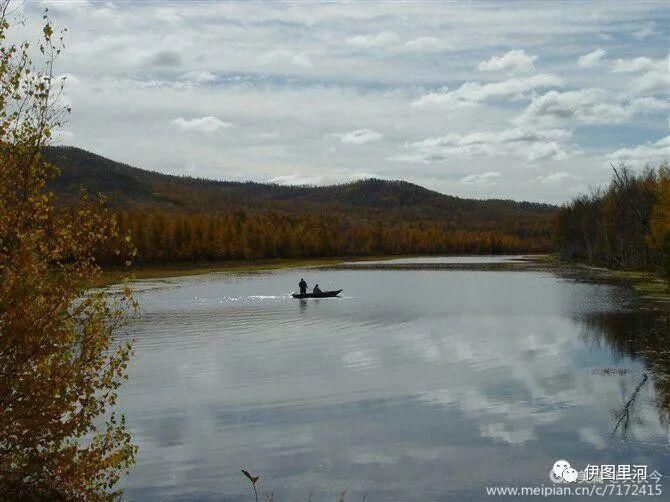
[14,0,670,203]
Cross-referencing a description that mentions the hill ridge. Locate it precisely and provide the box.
[44,146,556,217]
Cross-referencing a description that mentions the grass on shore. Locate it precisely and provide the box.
[534,255,670,304]
[610,270,670,302]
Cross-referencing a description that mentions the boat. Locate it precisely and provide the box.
[292,289,342,299]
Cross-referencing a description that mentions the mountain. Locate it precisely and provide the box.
[44,146,556,228]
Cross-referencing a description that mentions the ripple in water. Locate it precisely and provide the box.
[116,258,670,500]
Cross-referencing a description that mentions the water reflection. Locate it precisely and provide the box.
[117,262,670,500]
[578,310,670,431]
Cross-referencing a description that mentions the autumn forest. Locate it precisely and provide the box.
[43,146,670,272]
[45,146,556,264]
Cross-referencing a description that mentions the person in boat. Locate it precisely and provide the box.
[313,284,322,294]
[299,278,307,295]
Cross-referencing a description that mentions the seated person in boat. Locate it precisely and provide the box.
[313,284,322,294]
[299,278,307,295]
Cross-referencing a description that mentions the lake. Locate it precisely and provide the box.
[117,256,670,501]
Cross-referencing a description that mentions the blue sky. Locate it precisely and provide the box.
[21,1,670,202]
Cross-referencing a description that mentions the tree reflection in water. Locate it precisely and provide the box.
[578,311,670,434]
[612,373,648,438]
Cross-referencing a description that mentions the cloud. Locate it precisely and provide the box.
[412,74,563,108]
[252,131,280,140]
[268,171,379,185]
[146,50,182,67]
[57,73,81,85]
[171,116,234,133]
[515,89,669,126]
[346,32,399,49]
[461,172,502,185]
[630,70,670,94]
[335,129,383,144]
[404,37,452,52]
[477,49,537,73]
[53,129,75,142]
[27,0,668,203]
[181,70,217,83]
[577,48,607,68]
[526,142,571,161]
[534,172,581,184]
[611,57,661,73]
[257,49,312,68]
[155,7,183,25]
[43,0,92,12]
[607,135,670,167]
[397,127,572,163]
[633,22,656,40]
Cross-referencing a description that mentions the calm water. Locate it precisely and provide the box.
[118,256,670,501]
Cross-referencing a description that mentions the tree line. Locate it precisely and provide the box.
[98,209,551,265]
[555,163,670,274]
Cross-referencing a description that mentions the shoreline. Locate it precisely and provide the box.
[97,254,670,309]
[95,254,533,287]
[96,255,406,287]
[531,255,670,308]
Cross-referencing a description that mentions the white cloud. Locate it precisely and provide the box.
[607,135,670,167]
[257,49,312,68]
[611,57,661,73]
[181,70,217,83]
[43,0,93,12]
[412,74,563,108]
[398,127,572,163]
[57,73,81,85]
[171,116,234,133]
[26,0,668,203]
[515,89,669,126]
[461,172,502,185]
[53,129,75,142]
[630,70,670,94]
[155,7,183,25]
[268,171,379,186]
[534,172,580,184]
[335,129,383,144]
[477,49,537,73]
[404,36,452,52]
[577,48,607,68]
[346,32,399,49]
[526,142,571,162]
[252,131,280,140]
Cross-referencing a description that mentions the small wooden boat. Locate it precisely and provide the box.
[292,289,342,299]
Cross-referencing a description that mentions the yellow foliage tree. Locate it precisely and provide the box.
[649,165,670,274]
[0,4,136,499]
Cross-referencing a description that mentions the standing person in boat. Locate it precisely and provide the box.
[313,284,322,295]
[299,278,307,295]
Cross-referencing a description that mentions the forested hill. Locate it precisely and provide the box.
[44,146,555,222]
[43,145,556,259]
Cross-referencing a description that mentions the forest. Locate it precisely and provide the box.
[44,146,555,264]
[555,163,670,274]
[100,209,548,265]
[46,148,670,271]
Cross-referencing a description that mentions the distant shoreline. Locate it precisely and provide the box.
[96,255,401,287]
[96,254,537,286]
[97,255,670,311]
